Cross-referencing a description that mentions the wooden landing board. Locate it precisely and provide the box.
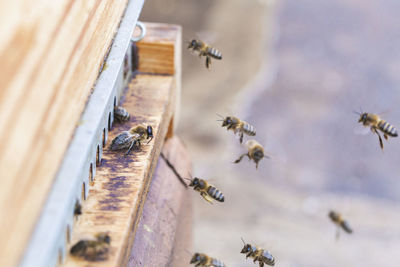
[128,136,192,267]
[0,1,130,266]
[136,22,182,130]
[63,73,176,266]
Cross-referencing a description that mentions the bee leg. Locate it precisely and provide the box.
[206,56,211,69]
[125,141,137,156]
[234,153,249,164]
[259,262,264,267]
[240,132,244,144]
[384,134,388,140]
[335,227,340,241]
[374,129,384,150]
[200,192,214,204]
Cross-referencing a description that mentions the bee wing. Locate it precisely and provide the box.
[263,138,288,164]
[195,30,219,44]
[110,131,134,150]
[353,125,370,135]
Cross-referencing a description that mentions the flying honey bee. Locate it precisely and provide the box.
[110,125,153,155]
[329,210,353,240]
[186,177,225,204]
[234,140,269,169]
[190,252,226,267]
[217,115,256,143]
[113,106,130,123]
[187,39,222,69]
[70,232,111,261]
[355,110,398,150]
[240,238,275,267]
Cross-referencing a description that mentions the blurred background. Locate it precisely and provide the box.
[141,0,400,266]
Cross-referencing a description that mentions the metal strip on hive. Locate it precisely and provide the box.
[20,0,145,266]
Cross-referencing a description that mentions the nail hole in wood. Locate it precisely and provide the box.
[123,54,129,79]
[108,112,112,130]
[96,145,101,166]
[89,164,94,186]
[102,128,106,147]
[74,200,82,217]
[82,182,86,201]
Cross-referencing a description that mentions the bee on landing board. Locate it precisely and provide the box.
[113,106,130,123]
[234,140,269,169]
[218,115,256,144]
[70,232,111,261]
[329,210,353,240]
[355,110,398,150]
[186,177,225,204]
[190,252,226,267]
[240,238,275,267]
[187,39,222,69]
[110,125,153,155]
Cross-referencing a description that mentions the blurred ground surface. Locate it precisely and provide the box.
[141,0,400,266]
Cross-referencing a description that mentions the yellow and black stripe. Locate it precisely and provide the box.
[378,120,398,137]
[207,186,225,202]
[207,47,222,59]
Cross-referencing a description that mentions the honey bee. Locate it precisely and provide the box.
[240,238,275,267]
[188,39,222,69]
[329,210,353,240]
[218,115,256,143]
[110,125,153,155]
[187,177,225,204]
[356,111,398,150]
[70,232,111,261]
[113,106,130,122]
[234,140,269,169]
[190,252,226,267]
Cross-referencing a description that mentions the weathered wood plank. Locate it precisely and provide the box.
[0,1,130,266]
[128,136,192,267]
[136,22,182,130]
[63,74,176,266]
[136,22,181,75]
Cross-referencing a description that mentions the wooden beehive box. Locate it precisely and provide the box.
[0,0,190,265]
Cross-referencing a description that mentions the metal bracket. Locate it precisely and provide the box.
[20,0,144,266]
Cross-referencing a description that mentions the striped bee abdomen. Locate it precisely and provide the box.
[207,186,225,202]
[261,250,275,266]
[378,120,398,137]
[207,47,222,59]
[242,122,256,136]
[340,221,353,234]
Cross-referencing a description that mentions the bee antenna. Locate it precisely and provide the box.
[184,249,192,256]
[216,113,224,119]
[353,110,361,115]
[183,177,192,181]
[241,237,246,245]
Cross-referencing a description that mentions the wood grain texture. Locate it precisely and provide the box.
[136,22,182,130]
[136,22,182,75]
[63,74,176,267]
[128,136,192,267]
[0,1,129,266]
